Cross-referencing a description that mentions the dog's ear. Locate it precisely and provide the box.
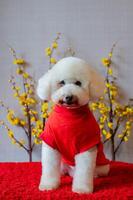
[37,70,52,101]
[89,68,105,100]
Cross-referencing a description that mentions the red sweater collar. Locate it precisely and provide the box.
[54,104,90,117]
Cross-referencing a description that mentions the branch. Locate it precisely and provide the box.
[103,137,110,144]
[110,41,119,55]
[114,131,127,154]
[31,142,35,150]
[104,118,121,150]
[13,135,29,152]
[113,117,121,137]
[43,117,45,130]
[20,125,29,137]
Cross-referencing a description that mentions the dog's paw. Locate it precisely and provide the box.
[39,182,59,191]
[72,181,93,194]
[39,177,60,191]
[72,186,93,194]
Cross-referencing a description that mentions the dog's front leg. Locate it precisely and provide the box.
[39,142,61,191]
[72,146,97,194]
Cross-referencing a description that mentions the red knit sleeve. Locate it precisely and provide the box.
[39,120,57,149]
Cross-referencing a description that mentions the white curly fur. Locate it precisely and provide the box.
[37,57,105,103]
[37,57,110,194]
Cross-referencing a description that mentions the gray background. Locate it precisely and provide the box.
[0,0,133,162]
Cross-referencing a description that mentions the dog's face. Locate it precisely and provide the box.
[37,57,105,108]
[51,78,89,108]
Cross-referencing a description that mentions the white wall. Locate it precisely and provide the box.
[0,0,133,162]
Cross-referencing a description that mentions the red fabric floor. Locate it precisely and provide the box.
[0,161,133,200]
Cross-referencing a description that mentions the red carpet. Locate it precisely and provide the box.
[0,162,133,200]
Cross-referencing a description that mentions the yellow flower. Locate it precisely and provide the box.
[111,99,115,104]
[7,110,20,126]
[8,130,14,138]
[126,121,131,126]
[45,47,52,56]
[52,42,58,49]
[14,92,19,98]
[99,96,104,100]
[18,93,27,105]
[99,124,104,129]
[31,117,36,122]
[118,134,123,138]
[25,83,30,88]
[106,82,111,88]
[34,138,41,144]
[21,93,27,98]
[36,120,42,126]
[126,107,133,114]
[16,68,23,74]
[29,110,38,115]
[36,120,43,130]
[90,102,98,111]
[107,122,113,129]
[110,90,117,97]
[32,130,36,136]
[50,57,57,64]
[104,89,107,94]
[99,117,104,123]
[41,102,48,112]
[13,118,20,125]
[109,52,112,58]
[108,68,113,75]
[7,110,14,120]
[126,130,131,137]
[23,72,29,79]
[102,129,107,135]
[98,102,105,109]
[20,120,26,126]
[11,139,16,144]
[26,98,36,105]
[13,59,25,65]
[23,111,28,116]
[106,132,112,139]
[124,136,128,142]
[41,113,48,118]
[28,89,33,94]
[15,86,20,91]
[102,58,111,67]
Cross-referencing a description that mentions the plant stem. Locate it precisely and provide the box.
[43,118,45,130]
[103,137,110,144]
[111,134,115,160]
[22,76,32,162]
[113,117,120,137]
[114,131,127,154]
[27,106,32,162]
[106,73,115,160]
[13,135,29,152]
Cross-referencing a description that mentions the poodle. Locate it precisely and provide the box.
[37,57,110,194]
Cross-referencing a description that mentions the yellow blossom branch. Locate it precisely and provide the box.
[114,129,130,154]
[45,32,61,69]
[91,42,133,160]
[0,100,29,138]
[0,120,28,152]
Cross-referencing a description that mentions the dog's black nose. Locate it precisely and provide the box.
[65,95,73,104]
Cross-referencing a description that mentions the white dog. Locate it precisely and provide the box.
[37,57,110,194]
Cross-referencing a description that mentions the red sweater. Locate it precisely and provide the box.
[40,104,109,166]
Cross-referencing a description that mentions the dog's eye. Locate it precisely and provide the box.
[59,80,65,86]
[75,81,81,86]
